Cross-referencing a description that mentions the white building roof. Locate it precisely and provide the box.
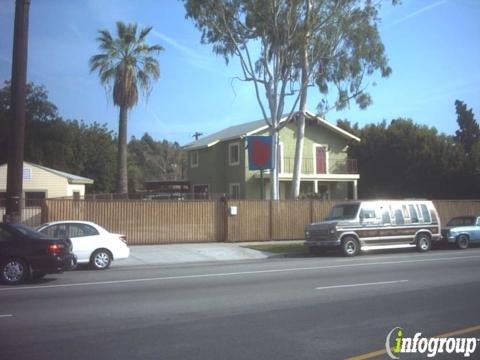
[0,162,94,185]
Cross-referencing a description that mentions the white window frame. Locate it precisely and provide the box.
[190,151,199,168]
[313,144,329,174]
[23,166,32,181]
[229,183,241,199]
[228,142,240,166]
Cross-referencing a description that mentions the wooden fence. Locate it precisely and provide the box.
[38,199,480,245]
[44,199,224,244]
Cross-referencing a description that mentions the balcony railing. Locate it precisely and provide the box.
[278,157,358,175]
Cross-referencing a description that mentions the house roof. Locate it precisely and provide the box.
[29,163,94,184]
[183,111,360,151]
[0,162,94,185]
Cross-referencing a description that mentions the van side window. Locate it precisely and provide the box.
[394,209,405,225]
[360,208,376,220]
[416,205,423,221]
[382,210,391,225]
[430,210,438,224]
[402,205,410,219]
[408,205,419,223]
[420,204,431,222]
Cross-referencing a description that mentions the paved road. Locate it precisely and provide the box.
[1,247,480,360]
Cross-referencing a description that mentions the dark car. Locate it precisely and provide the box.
[0,223,76,285]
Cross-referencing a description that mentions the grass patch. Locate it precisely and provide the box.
[245,243,308,254]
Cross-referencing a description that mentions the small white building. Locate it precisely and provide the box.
[0,162,94,204]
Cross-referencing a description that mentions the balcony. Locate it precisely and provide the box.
[279,157,358,175]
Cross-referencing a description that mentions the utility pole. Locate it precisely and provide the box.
[4,0,31,224]
[192,132,203,141]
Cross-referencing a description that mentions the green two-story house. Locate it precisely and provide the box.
[184,112,360,200]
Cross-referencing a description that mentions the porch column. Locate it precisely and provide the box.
[352,180,358,200]
[314,180,318,194]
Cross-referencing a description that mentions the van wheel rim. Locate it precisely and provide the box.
[3,261,24,282]
[458,236,468,247]
[94,253,109,268]
[420,238,429,250]
[346,241,356,254]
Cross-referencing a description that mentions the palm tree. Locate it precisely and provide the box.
[90,21,163,194]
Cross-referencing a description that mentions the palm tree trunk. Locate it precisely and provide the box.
[117,105,128,194]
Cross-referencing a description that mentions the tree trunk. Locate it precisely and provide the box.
[290,0,311,199]
[270,127,280,200]
[117,106,128,194]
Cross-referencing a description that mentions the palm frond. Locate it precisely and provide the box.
[97,29,113,45]
[148,44,164,53]
[138,26,153,42]
[116,21,127,41]
[99,67,116,85]
[92,21,162,108]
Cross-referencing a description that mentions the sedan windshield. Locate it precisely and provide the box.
[326,204,360,220]
[447,217,476,227]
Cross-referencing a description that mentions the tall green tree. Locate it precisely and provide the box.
[89,21,163,194]
[340,118,468,199]
[0,81,117,194]
[454,99,480,156]
[290,0,395,198]
[128,134,186,192]
[184,0,305,199]
[183,0,394,199]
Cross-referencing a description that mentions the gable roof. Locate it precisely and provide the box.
[184,111,360,151]
[0,162,94,185]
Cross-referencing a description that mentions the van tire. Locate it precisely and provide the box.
[341,236,360,257]
[456,235,469,249]
[416,233,431,252]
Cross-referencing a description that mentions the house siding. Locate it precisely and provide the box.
[245,122,350,198]
[187,118,357,200]
[187,139,246,197]
[0,163,71,198]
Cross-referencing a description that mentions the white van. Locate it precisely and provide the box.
[305,200,442,256]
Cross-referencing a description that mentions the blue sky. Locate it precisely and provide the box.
[1,0,479,145]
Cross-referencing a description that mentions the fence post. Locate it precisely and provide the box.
[269,200,273,241]
[221,195,228,242]
[40,199,48,223]
[310,198,314,224]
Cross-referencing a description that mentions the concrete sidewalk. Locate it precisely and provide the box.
[114,240,304,267]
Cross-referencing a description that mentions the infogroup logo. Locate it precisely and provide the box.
[385,327,479,359]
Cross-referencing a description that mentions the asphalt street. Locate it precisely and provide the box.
[1,247,480,360]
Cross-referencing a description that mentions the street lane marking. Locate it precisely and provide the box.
[316,280,408,290]
[345,324,480,360]
[0,314,13,318]
[0,254,479,292]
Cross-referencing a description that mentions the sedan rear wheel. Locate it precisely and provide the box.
[456,235,469,250]
[90,249,112,270]
[0,258,29,285]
